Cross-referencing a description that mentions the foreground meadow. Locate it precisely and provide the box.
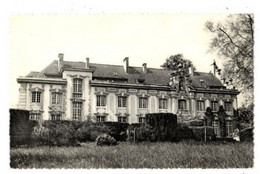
[10,141,253,168]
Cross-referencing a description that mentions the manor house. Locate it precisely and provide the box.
[17,53,239,136]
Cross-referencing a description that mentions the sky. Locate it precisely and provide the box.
[10,14,245,108]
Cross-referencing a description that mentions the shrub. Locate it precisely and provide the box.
[10,109,30,147]
[77,122,129,142]
[103,122,129,141]
[190,126,216,141]
[95,134,117,146]
[77,122,110,142]
[175,123,195,141]
[187,120,204,127]
[240,127,253,142]
[41,120,81,146]
[145,113,177,141]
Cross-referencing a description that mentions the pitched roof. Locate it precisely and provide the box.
[26,60,224,88]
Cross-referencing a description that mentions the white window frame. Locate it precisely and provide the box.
[197,100,205,111]
[139,97,148,108]
[97,95,106,107]
[212,120,220,137]
[72,102,82,120]
[51,114,62,120]
[159,98,167,109]
[29,113,41,120]
[73,78,83,98]
[118,96,127,108]
[226,121,233,136]
[31,91,41,103]
[96,116,106,122]
[118,116,127,123]
[178,99,187,110]
[224,102,233,112]
[139,117,146,123]
[211,101,219,112]
[52,92,62,104]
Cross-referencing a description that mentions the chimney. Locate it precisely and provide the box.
[123,57,129,73]
[188,65,194,76]
[142,63,147,74]
[58,53,64,71]
[85,57,90,69]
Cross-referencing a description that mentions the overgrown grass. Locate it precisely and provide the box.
[10,141,254,168]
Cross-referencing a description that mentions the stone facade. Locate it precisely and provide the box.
[17,54,239,136]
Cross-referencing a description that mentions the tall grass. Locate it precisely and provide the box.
[10,141,253,168]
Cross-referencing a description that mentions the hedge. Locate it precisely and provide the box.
[240,127,253,142]
[189,126,216,141]
[77,122,129,142]
[175,123,195,141]
[10,109,31,147]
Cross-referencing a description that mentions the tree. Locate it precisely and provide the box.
[205,14,254,106]
[161,54,194,91]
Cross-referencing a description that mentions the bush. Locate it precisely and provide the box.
[95,134,117,146]
[175,123,195,141]
[10,109,30,147]
[240,127,253,142]
[190,126,216,141]
[187,120,204,127]
[103,122,129,141]
[145,113,177,141]
[77,122,129,142]
[41,120,82,146]
[77,122,110,142]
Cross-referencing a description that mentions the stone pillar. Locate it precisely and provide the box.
[172,98,178,114]
[191,99,196,117]
[205,99,210,109]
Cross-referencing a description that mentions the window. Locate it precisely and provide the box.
[97,116,106,122]
[118,116,127,123]
[212,120,220,137]
[159,98,167,109]
[31,91,41,103]
[226,121,233,136]
[225,102,233,112]
[211,101,219,112]
[72,102,82,120]
[197,100,205,111]
[51,114,61,120]
[73,79,83,98]
[29,113,41,120]
[178,100,187,110]
[97,95,106,106]
[139,97,148,108]
[118,96,127,108]
[52,92,62,104]
[139,117,146,123]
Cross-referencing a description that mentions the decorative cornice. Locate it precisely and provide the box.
[67,74,90,79]
[94,113,109,116]
[49,88,66,93]
[70,98,85,102]
[115,113,130,117]
[17,77,67,85]
[29,87,45,92]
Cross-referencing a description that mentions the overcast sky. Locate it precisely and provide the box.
[10,14,245,107]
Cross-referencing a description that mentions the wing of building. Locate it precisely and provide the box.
[17,54,239,136]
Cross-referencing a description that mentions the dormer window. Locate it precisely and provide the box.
[73,78,83,98]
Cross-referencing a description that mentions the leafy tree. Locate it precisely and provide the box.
[161,54,194,91]
[205,14,254,105]
[234,104,254,129]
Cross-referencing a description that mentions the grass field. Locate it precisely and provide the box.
[10,141,254,168]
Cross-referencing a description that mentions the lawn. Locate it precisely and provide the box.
[10,141,254,168]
